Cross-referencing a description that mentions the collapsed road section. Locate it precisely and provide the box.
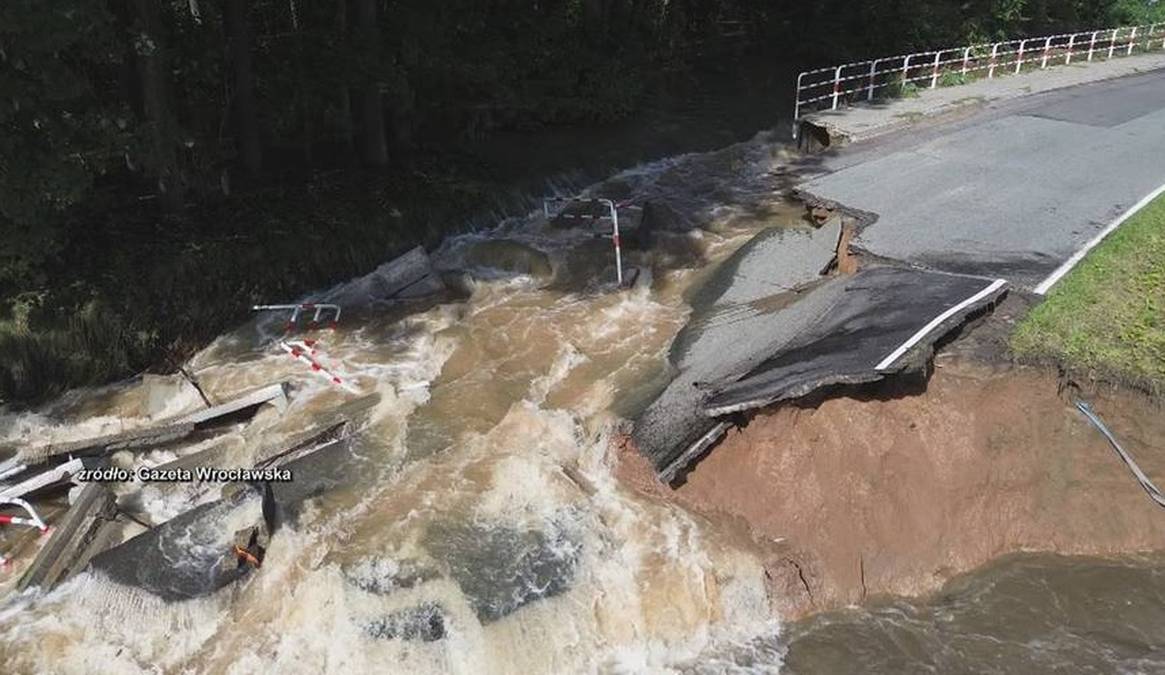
[635,265,1007,484]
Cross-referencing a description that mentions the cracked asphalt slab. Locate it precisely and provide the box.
[634,69,1165,482]
[632,222,846,482]
[702,267,1007,417]
[798,69,1165,289]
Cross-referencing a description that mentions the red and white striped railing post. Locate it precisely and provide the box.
[542,197,625,286]
[0,498,48,532]
[603,199,624,287]
[793,72,804,138]
[831,66,843,110]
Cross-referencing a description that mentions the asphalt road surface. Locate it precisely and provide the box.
[799,69,1165,289]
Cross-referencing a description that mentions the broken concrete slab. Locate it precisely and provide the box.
[0,457,101,502]
[18,482,120,591]
[3,383,288,472]
[87,483,268,602]
[321,246,445,307]
[703,267,1008,417]
[632,224,846,483]
[176,382,287,426]
[81,426,361,601]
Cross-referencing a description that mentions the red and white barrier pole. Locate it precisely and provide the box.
[278,340,360,394]
[0,498,47,532]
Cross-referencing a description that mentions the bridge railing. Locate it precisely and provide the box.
[793,24,1165,138]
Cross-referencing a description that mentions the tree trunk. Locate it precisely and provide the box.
[131,0,186,208]
[224,0,262,173]
[353,0,388,167]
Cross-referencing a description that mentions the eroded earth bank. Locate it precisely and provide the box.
[617,311,1165,622]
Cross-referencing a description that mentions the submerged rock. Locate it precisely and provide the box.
[461,239,554,281]
[423,521,580,623]
[364,602,447,642]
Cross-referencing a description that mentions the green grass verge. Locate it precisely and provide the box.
[1012,192,1165,392]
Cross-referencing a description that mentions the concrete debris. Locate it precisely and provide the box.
[322,246,445,307]
[18,482,120,591]
[79,419,362,600]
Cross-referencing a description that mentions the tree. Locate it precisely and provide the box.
[0,1,127,289]
[352,0,388,166]
[224,0,262,173]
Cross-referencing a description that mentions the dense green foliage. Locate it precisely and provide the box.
[1,0,1161,403]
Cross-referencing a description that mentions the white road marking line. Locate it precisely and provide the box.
[874,278,1008,372]
[1034,181,1165,295]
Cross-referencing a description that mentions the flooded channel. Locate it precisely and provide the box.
[0,135,801,673]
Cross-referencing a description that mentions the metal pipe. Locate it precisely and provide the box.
[1040,36,1052,68]
[1065,34,1076,64]
[930,51,942,88]
[867,58,880,100]
[1015,39,1027,73]
[1088,30,1098,61]
[989,43,1000,77]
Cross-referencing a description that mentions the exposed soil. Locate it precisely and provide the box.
[615,349,1165,620]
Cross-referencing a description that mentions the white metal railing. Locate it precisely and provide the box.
[793,23,1165,137]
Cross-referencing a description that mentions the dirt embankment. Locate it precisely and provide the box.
[615,356,1165,620]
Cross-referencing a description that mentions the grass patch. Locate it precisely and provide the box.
[1012,193,1165,392]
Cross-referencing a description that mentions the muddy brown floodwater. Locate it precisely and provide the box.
[0,135,804,674]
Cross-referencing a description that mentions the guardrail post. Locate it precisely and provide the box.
[1015,39,1027,73]
[831,65,843,110]
[1040,37,1052,68]
[1108,28,1119,58]
[961,47,972,75]
[1088,30,1098,61]
[793,71,805,138]
[1065,34,1076,64]
[930,51,942,88]
[1127,26,1138,55]
[866,59,880,100]
[989,43,999,77]
[901,54,912,87]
